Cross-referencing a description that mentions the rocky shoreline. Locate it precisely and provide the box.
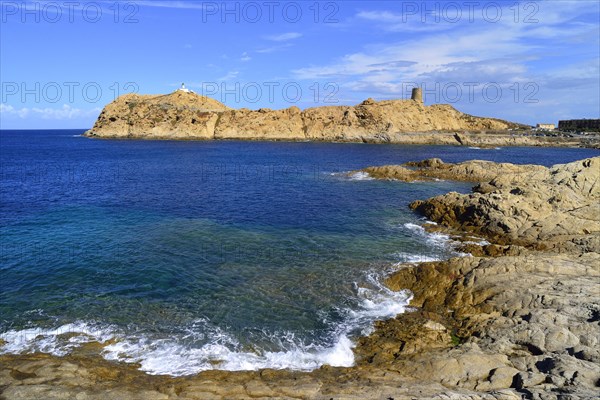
[1,157,599,399]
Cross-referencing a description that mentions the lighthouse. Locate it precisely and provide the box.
[177,83,193,93]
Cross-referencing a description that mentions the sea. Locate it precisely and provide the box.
[0,130,597,376]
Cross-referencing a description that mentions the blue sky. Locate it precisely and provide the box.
[1,0,599,129]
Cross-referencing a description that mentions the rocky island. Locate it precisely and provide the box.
[2,156,598,399]
[85,89,588,147]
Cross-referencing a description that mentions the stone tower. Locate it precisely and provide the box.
[411,87,423,103]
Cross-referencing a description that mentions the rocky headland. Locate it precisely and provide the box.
[359,157,599,252]
[1,157,599,399]
[80,91,597,148]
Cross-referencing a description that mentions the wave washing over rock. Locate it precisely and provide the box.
[1,224,465,376]
[83,91,543,146]
[96,273,414,376]
[0,267,418,376]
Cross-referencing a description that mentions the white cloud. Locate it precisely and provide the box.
[264,32,302,42]
[355,1,598,34]
[256,43,293,54]
[0,104,101,120]
[294,1,598,86]
[217,71,239,81]
[240,52,251,62]
[1,104,30,118]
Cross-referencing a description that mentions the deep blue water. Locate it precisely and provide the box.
[1,130,597,374]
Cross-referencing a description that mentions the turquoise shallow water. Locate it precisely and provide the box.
[1,130,597,375]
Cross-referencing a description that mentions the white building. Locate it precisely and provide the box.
[177,83,194,93]
[536,123,555,130]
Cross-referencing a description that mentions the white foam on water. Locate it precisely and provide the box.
[0,269,412,376]
[2,221,464,376]
[403,222,452,248]
[103,320,354,376]
[99,273,412,376]
[0,322,115,356]
[329,171,375,181]
[468,146,501,151]
[401,222,473,259]
[462,238,491,246]
[404,222,491,250]
[347,171,375,181]
[345,271,412,336]
[393,252,442,263]
[102,332,356,376]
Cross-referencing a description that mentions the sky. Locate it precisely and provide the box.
[1,0,599,129]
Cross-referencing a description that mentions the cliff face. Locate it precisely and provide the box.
[84,92,521,141]
[214,106,305,140]
[87,92,229,139]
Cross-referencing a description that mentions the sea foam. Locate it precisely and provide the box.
[0,222,451,376]
[347,171,375,181]
[0,270,411,376]
[0,322,114,357]
[100,274,411,375]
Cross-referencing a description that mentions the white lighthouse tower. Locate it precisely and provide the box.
[177,83,194,93]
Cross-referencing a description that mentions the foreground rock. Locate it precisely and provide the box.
[409,157,600,251]
[1,157,599,399]
[362,252,600,398]
[360,157,600,252]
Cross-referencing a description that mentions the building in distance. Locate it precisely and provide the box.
[558,119,600,133]
[536,123,555,130]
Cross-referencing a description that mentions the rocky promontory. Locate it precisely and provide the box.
[1,157,598,399]
[84,91,540,145]
[359,157,600,251]
[359,157,546,182]
[409,158,600,251]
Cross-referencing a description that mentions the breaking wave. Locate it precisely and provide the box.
[0,272,411,376]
